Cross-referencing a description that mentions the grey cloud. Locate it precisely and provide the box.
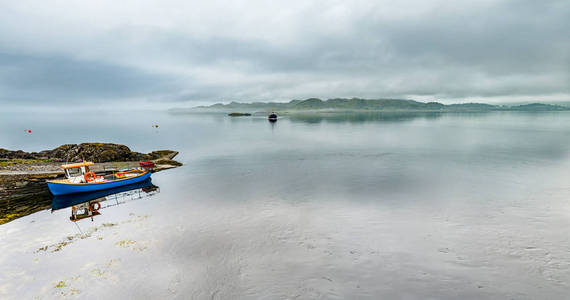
[137,0,568,74]
[0,0,568,106]
[0,52,178,103]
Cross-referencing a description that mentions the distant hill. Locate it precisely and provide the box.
[171,98,569,113]
[509,103,569,111]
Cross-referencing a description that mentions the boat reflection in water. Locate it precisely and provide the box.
[51,178,160,222]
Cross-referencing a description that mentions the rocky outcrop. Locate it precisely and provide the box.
[0,143,177,163]
[228,112,252,117]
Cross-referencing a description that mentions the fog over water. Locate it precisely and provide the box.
[0,111,569,299]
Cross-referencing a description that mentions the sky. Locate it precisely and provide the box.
[0,0,568,109]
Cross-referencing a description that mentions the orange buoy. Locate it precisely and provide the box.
[89,202,101,212]
[84,171,96,182]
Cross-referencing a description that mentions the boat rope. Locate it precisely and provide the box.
[74,221,84,235]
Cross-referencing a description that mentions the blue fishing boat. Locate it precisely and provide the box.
[51,178,156,210]
[46,161,152,196]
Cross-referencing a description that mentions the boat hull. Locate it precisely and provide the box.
[47,171,151,196]
[51,178,155,210]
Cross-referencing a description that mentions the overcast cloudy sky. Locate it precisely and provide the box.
[0,0,568,108]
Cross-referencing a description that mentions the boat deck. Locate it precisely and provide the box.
[47,169,147,184]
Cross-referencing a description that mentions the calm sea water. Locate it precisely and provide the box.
[1,111,569,299]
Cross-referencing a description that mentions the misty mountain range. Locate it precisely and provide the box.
[181,98,570,113]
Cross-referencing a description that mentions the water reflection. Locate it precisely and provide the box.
[0,183,52,225]
[51,179,160,222]
[287,112,446,124]
[2,111,570,299]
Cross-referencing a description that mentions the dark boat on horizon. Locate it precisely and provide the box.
[268,113,278,122]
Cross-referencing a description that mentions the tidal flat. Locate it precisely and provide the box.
[0,111,569,299]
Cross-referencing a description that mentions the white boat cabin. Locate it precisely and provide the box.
[61,161,99,183]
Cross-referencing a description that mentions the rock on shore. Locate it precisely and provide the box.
[0,143,177,163]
